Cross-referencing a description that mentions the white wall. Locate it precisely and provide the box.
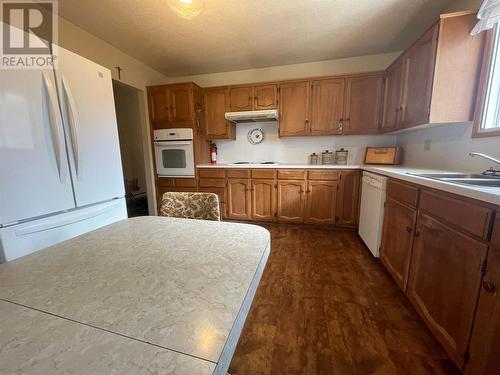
[216,122,396,165]
[396,123,500,172]
[166,52,400,87]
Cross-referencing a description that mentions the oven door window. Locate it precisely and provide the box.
[162,149,186,168]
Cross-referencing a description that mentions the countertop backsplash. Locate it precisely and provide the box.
[214,122,397,165]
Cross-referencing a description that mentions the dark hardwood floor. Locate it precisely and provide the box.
[229,224,460,375]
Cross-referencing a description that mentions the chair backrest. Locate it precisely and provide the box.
[159,192,221,221]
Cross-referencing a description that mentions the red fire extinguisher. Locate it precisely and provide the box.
[210,143,217,165]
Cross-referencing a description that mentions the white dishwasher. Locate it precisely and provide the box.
[358,171,388,257]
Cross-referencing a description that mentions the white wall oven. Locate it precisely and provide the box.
[154,129,195,178]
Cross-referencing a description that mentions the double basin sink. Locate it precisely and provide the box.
[407,173,500,188]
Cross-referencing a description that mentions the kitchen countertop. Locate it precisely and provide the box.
[197,163,500,206]
[0,217,271,375]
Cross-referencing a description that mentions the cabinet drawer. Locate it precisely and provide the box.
[251,169,276,179]
[387,179,419,207]
[174,178,197,188]
[419,189,492,239]
[157,178,175,187]
[492,217,500,248]
[277,169,307,180]
[308,170,339,181]
[199,178,226,188]
[226,169,250,178]
[198,169,225,179]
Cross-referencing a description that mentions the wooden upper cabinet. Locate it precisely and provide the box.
[230,84,278,112]
[400,24,438,128]
[310,78,345,135]
[203,87,235,140]
[466,247,500,375]
[343,74,384,135]
[335,170,360,227]
[148,86,169,128]
[382,59,405,132]
[380,197,417,290]
[407,211,488,367]
[279,81,310,137]
[305,180,337,225]
[230,86,253,112]
[277,180,305,223]
[254,84,278,110]
[168,83,193,123]
[251,179,276,222]
[226,179,251,220]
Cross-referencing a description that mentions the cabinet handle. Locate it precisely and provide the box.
[414,230,420,238]
[299,189,304,194]
[482,281,496,294]
[306,190,311,193]
[406,226,413,234]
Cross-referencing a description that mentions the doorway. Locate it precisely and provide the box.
[113,80,149,217]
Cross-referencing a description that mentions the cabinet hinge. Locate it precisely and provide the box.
[463,350,471,365]
[481,259,488,274]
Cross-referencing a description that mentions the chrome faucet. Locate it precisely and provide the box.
[469,152,500,175]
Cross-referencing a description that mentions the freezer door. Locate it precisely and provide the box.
[54,46,125,207]
[0,198,127,263]
[0,69,75,225]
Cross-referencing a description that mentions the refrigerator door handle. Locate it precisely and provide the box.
[42,71,66,183]
[61,76,80,180]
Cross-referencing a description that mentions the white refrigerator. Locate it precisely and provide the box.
[0,46,127,263]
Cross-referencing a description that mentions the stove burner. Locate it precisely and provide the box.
[233,161,250,164]
[260,162,277,164]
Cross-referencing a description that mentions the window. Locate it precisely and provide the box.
[475,26,500,136]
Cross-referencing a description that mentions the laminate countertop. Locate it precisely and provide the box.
[0,217,271,375]
[197,164,500,206]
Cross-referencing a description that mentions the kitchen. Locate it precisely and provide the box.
[1,0,500,374]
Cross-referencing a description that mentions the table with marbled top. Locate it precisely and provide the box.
[0,217,271,375]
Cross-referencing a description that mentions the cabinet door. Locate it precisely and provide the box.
[310,78,345,135]
[169,84,193,123]
[279,81,310,137]
[344,74,384,135]
[466,247,500,375]
[380,198,417,290]
[277,180,305,223]
[203,87,235,139]
[251,180,276,222]
[230,86,253,112]
[227,179,251,220]
[148,86,169,128]
[254,84,278,110]
[305,180,337,224]
[401,24,438,128]
[407,212,488,367]
[335,171,360,228]
[382,59,404,132]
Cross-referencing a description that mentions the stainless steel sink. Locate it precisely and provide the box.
[407,173,500,188]
[443,179,500,187]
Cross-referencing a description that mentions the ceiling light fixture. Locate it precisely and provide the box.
[168,0,206,19]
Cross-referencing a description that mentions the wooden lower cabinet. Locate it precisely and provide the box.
[466,247,500,375]
[335,170,360,228]
[251,180,276,222]
[380,197,417,290]
[226,179,251,220]
[407,211,488,367]
[277,180,306,223]
[305,180,337,224]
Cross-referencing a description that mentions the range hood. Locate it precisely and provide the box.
[225,109,279,123]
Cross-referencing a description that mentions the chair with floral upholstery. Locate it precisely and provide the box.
[159,192,221,221]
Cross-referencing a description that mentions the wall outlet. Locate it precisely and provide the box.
[424,139,432,151]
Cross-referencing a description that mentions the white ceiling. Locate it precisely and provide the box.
[57,0,455,77]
